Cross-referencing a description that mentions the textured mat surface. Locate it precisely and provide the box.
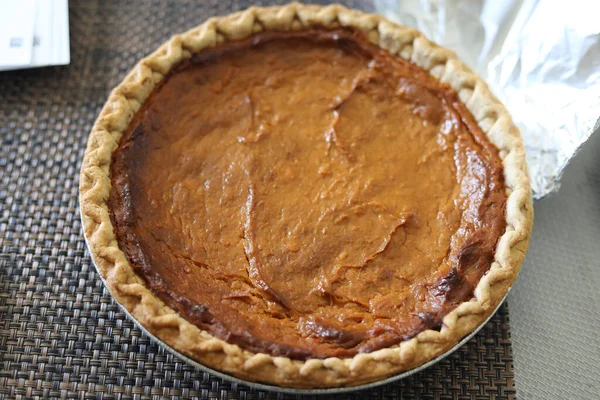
[0,1,516,399]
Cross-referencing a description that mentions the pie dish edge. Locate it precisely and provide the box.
[78,2,533,388]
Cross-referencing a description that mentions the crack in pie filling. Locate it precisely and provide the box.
[108,28,507,360]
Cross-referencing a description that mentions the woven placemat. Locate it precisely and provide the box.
[0,1,516,399]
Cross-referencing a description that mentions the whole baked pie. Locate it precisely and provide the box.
[80,3,533,388]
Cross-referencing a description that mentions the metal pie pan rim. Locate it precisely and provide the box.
[81,208,509,395]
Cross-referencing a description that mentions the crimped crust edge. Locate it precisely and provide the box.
[79,3,533,389]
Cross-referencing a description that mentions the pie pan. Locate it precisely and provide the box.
[79,3,533,390]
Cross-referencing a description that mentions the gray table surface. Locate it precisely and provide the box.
[509,128,600,399]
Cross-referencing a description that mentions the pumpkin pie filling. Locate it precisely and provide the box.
[108,28,507,359]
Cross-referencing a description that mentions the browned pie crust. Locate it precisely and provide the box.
[79,3,533,388]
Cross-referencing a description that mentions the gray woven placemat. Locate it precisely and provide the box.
[0,1,516,399]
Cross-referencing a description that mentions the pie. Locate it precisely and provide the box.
[80,3,533,389]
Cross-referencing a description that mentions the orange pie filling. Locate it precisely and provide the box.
[108,28,507,359]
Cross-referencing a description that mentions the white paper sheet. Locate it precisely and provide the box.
[0,0,70,71]
[0,0,36,69]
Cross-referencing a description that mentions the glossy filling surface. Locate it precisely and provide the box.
[109,28,507,359]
